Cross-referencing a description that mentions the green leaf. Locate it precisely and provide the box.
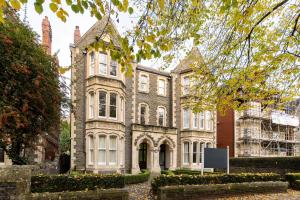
[10,0,21,10]
[128,7,133,15]
[65,0,72,5]
[71,4,79,13]
[49,3,58,12]
[158,0,164,10]
[34,2,43,14]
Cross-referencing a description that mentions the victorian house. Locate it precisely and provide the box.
[70,16,216,174]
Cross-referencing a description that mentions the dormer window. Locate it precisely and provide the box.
[110,60,117,76]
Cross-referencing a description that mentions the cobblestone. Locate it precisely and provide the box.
[126,183,300,200]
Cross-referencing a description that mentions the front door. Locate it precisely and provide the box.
[159,144,166,170]
[139,143,147,170]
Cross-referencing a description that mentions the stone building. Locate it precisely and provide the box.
[217,101,300,157]
[70,17,216,174]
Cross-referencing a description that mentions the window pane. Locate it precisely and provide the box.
[99,136,105,149]
[110,60,117,76]
[200,112,204,129]
[90,52,95,76]
[99,150,106,163]
[109,151,116,163]
[89,93,94,118]
[110,136,117,150]
[99,91,106,117]
[206,111,211,130]
[193,113,198,128]
[158,107,165,126]
[89,136,94,164]
[99,53,107,64]
[199,143,204,163]
[184,142,189,163]
[193,142,197,163]
[140,105,146,125]
[183,77,189,95]
[158,79,165,95]
[140,75,148,91]
[109,93,117,118]
[183,109,190,128]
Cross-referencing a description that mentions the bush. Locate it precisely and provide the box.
[161,170,175,175]
[31,174,125,193]
[230,157,300,170]
[151,173,281,194]
[124,170,150,184]
[285,173,300,190]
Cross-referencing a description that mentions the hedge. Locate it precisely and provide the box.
[31,174,125,193]
[157,181,288,200]
[285,173,300,190]
[124,170,150,184]
[230,157,300,170]
[151,173,281,194]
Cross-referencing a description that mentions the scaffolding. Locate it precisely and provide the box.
[236,101,300,157]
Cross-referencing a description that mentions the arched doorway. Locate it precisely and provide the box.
[159,143,171,170]
[138,142,148,170]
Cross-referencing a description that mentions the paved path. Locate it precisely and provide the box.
[126,183,300,200]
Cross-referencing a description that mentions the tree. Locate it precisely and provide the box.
[0,9,61,164]
[1,0,299,112]
[60,120,70,154]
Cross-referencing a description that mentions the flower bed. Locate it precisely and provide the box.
[151,173,281,194]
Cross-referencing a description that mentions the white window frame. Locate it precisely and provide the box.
[183,142,190,165]
[139,73,149,93]
[206,111,212,131]
[99,52,107,75]
[157,106,166,126]
[88,135,94,165]
[199,142,204,163]
[157,78,166,96]
[109,136,117,165]
[99,91,107,118]
[89,51,95,76]
[183,108,190,129]
[98,135,106,165]
[89,92,94,119]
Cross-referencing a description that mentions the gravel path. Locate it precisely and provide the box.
[126,183,300,200]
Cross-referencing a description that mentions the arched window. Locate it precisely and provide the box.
[88,135,94,165]
[99,91,107,117]
[109,93,117,118]
[183,142,189,164]
[99,52,107,75]
[89,51,95,76]
[98,135,106,165]
[89,92,94,119]
[109,136,117,165]
[193,142,198,163]
[158,106,166,126]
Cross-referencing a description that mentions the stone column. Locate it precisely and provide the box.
[131,147,140,174]
[152,148,161,173]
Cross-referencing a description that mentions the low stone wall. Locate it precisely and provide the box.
[23,189,129,200]
[158,181,288,200]
[0,166,31,200]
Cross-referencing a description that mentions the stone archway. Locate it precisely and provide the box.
[159,142,171,170]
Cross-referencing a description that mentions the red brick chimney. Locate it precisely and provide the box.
[42,16,52,55]
[74,26,81,44]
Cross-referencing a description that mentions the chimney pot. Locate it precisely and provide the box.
[42,16,52,55]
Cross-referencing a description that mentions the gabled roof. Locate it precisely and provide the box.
[74,15,121,48]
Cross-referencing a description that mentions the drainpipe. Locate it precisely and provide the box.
[169,76,172,128]
[82,49,87,172]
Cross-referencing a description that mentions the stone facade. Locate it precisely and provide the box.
[70,17,216,174]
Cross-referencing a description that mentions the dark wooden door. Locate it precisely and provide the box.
[159,144,166,170]
[139,143,147,170]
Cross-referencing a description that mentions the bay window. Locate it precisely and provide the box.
[88,135,94,165]
[89,92,94,119]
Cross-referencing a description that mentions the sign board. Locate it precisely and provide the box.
[204,148,228,169]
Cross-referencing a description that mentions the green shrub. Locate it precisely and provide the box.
[151,173,281,194]
[161,170,175,175]
[124,170,150,184]
[285,173,300,189]
[31,174,125,193]
[230,157,300,170]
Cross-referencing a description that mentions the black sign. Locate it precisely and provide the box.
[204,148,228,169]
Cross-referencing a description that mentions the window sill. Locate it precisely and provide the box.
[138,90,149,94]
